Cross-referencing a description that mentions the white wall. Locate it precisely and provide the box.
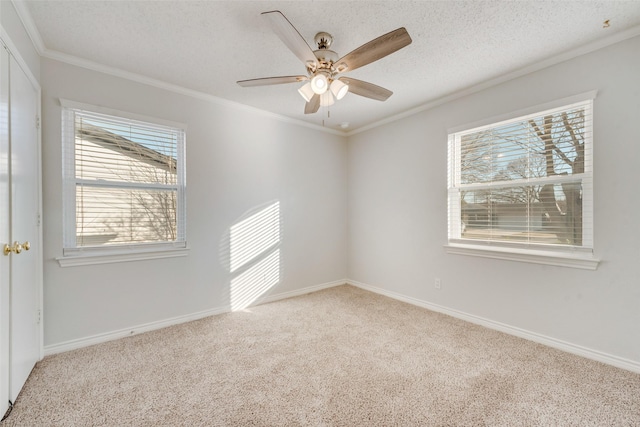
[23,12,640,368]
[347,36,640,365]
[41,59,347,347]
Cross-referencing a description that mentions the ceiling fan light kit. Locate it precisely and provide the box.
[320,92,335,107]
[237,10,412,116]
[298,82,314,102]
[311,73,329,94]
[330,79,349,100]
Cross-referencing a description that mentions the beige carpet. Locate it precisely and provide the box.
[3,285,639,426]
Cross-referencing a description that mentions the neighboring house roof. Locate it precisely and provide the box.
[77,123,176,173]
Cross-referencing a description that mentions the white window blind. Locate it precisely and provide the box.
[447,97,594,254]
[62,104,186,255]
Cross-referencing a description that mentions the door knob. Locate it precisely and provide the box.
[2,241,29,256]
[3,242,18,255]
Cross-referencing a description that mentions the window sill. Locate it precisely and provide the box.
[444,243,599,270]
[56,247,190,267]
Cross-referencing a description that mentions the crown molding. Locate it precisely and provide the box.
[12,0,640,137]
[42,49,345,136]
[11,0,46,53]
[347,24,640,137]
[10,1,345,137]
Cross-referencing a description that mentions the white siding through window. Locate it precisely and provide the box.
[61,102,186,256]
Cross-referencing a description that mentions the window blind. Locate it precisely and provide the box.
[62,106,186,251]
[448,98,593,252]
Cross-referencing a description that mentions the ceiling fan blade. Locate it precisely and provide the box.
[237,75,308,87]
[339,77,393,101]
[262,11,317,68]
[304,94,320,114]
[335,27,412,74]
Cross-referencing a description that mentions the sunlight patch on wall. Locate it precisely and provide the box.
[230,201,280,273]
[229,201,281,311]
[230,249,280,311]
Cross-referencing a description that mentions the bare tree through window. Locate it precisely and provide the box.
[72,116,183,247]
[450,100,592,248]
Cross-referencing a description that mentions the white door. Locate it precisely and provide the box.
[0,41,41,412]
[8,49,40,402]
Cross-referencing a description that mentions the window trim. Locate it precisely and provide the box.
[444,243,599,270]
[446,91,600,269]
[59,99,188,266]
[56,246,190,268]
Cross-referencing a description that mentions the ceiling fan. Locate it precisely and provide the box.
[237,11,412,114]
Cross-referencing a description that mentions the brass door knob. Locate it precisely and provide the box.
[2,241,29,256]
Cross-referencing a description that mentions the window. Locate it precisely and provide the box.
[60,100,186,264]
[447,93,598,269]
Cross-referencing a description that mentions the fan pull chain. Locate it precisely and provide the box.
[321,105,331,127]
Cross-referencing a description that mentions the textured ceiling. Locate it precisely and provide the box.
[18,1,640,132]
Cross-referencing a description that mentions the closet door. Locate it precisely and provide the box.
[0,42,41,412]
[7,47,40,402]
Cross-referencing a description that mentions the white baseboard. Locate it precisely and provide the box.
[48,278,637,374]
[43,305,229,356]
[347,279,640,374]
[258,279,346,305]
[44,279,346,356]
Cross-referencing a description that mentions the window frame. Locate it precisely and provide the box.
[445,91,599,270]
[58,99,188,267]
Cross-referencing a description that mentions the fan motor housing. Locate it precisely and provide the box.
[314,32,333,49]
[313,32,338,71]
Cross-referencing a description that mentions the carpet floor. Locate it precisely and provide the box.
[2,285,639,426]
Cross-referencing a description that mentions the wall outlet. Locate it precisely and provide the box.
[434,278,441,289]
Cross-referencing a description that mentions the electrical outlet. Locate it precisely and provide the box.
[434,278,441,289]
